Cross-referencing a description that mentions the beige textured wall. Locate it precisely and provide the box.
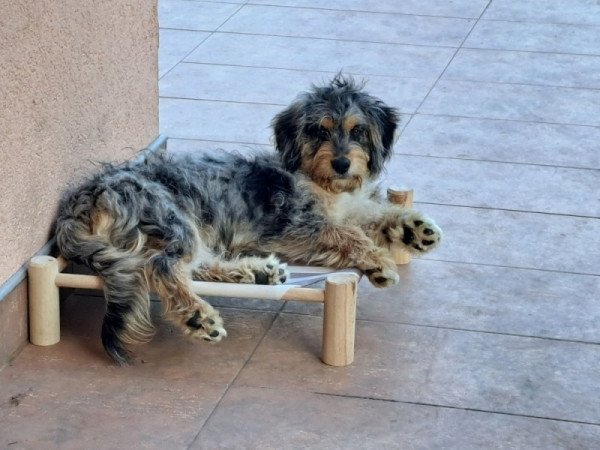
[0,1,158,284]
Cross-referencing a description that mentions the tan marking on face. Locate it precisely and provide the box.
[346,145,370,178]
[303,141,335,182]
[300,142,366,194]
[327,177,361,194]
[320,117,334,130]
[343,115,364,133]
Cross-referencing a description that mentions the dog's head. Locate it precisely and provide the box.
[273,75,399,193]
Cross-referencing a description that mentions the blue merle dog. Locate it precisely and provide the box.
[55,76,441,364]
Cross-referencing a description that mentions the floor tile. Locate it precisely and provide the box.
[159,0,241,31]
[186,33,455,78]
[483,0,600,26]
[221,4,474,47]
[160,97,279,142]
[11,294,276,382]
[160,63,434,113]
[419,79,600,126]
[465,19,600,55]
[0,368,223,449]
[383,155,600,216]
[249,0,489,18]
[236,314,600,424]
[283,259,600,343]
[191,386,600,449]
[396,115,600,169]
[444,48,600,89]
[130,308,276,380]
[159,29,210,77]
[420,204,600,275]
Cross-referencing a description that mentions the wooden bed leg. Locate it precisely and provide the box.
[28,256,61,346]
[322,274,357,367]
[387,186,414,265]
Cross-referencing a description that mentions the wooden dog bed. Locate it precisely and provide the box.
[27,188,413,367]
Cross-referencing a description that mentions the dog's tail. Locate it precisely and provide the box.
[55,185,154,365]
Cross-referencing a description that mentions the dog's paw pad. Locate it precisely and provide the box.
[365,267,399,288]
[398,216,442,254]
[184,308,227,342]
[252,255,289,285]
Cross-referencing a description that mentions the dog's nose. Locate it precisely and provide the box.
[331,157,351,175]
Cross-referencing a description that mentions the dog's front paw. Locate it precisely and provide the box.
[183,307,227,343]
[252,255,289,285]
[385,213,442,254]
[228,254,289,285]
[365,266,400,288]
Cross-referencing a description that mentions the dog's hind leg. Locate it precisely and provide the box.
[191,254,289,285]
[100,254,154,365]
[149,254,226,342]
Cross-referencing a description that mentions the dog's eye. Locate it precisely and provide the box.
[350,126,366,140]
[318,126,330,140]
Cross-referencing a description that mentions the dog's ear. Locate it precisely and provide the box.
[272,102,303,172]
[367,104,399,176]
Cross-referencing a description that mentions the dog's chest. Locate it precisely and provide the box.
[317,186,379,224]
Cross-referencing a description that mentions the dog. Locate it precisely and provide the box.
[55,75,442,364]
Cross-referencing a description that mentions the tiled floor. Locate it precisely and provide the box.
[2,1,600,448]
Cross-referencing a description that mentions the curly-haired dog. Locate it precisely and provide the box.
[55,76,441,364]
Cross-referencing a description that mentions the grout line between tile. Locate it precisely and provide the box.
[160,95,286,107]
[159,32,214,81]
[161,95,418,115]
[163,134,600,173]
[416,112,600,129]
[358,318,600,347]
[166,60,435,82]
[243,2,479,21]
[397,114,413,136]
[391,152,600,171]
[192,0,600,29]
[159,3,246,81]
[275,310,600,347]
[397,113,416,139]
[478,16,600,29]
[168,136,267,146]
[204,30,461,49]
[416,201,600,220]
[441,76,600,92]
[421,257,600,278]
[179,0,244,4]
[413,0,493,115]
[311,391,600,427]
[165,135,600,171]
[163,26,463,48]
[186,299,286,448]
[461,45,600,58]
[160,32,600,60]
[160,26,229,32]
